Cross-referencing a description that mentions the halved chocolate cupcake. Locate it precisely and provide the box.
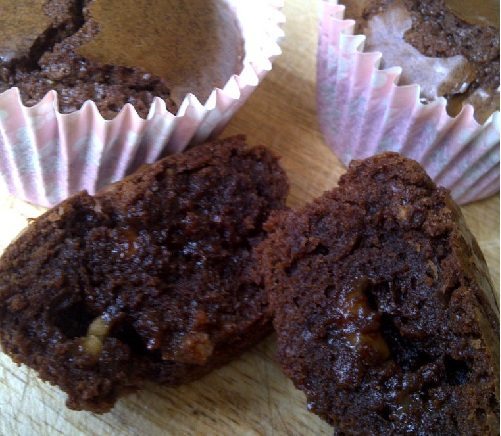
[0,136,288,412]
[259,152,499,434]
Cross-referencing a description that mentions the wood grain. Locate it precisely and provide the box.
[0,1,498,434]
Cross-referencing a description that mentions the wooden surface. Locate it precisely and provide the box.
[0,1,499,434]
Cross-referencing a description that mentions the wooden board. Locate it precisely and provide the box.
[0,1,499,434]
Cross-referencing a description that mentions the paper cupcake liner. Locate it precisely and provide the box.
[0,0,285,207]
[317,0,500,205]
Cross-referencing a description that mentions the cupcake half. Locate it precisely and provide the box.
[0,135,289,412]
[258,152,500,434]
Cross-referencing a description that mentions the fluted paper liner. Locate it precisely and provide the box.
[317,0,499,204]
[0,0,285,207]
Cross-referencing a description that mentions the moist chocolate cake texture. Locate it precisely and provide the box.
[259,153,499,435]
[342,0,500,123]
[0,0,243,119]
[0,135,288,412]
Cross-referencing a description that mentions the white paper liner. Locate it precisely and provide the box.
[317,0,500,205]
[0,0,285,207]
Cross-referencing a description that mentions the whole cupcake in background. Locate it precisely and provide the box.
[317,0,499,204]
[0,0,243,119]
[0,0,284,206]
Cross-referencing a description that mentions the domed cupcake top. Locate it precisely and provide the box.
[0,0,76,64]
[0,1,46,63]
[0,0,243,118]
[78,0,243,103]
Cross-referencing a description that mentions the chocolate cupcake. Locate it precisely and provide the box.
[342,0,499,123]
[0,0,244,119]
[0,0,284,206]
[0,135,289,412]
[259,153,499,434]
[317,0,499,205]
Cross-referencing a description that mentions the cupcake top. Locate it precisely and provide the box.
[342,0,500,123]
[0,1,74,64]
[0,0,243,119]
